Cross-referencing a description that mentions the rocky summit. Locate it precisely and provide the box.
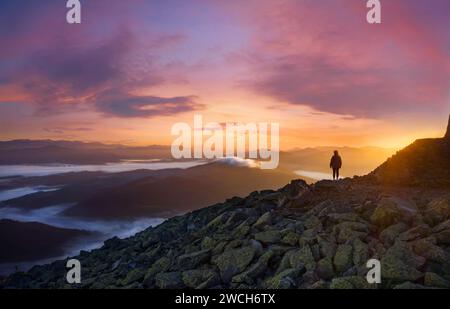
[2,118,450,289]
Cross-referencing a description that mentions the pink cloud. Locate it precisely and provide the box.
[222,0,450,117]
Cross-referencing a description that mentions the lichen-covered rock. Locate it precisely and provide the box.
[352,238,369,267]
[316,257,334,280]
[181,269,219,288]
[281,232,300,246]
[379,222,409,245]
[424,198,450,225]
[411,237,448,263]
[253,212,272,230]
[371,197,417,229]
[254,230,281,244]
[120,268,145,286]
[432,220,450,244]
[318,236,337,258]
[381,241,424,282]
[155,272,184,289]
[143,256,171,286]
[177,249,210,269]
[214,246,256,282]
[423,272,450,288]
[333,244,353,274]
[232,250,274,284]
[290,246,316,271]
[264,268,301,289]
[398,225,431,242]
[201,236,216,250]
[330,276,375,289]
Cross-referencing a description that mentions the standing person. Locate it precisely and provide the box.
[330,150,342,180]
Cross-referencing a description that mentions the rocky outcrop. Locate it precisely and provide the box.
[445,115,450,140]
[2,177,450,289]
[367,114,450,187]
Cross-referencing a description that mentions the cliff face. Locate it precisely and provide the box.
[2,117,450,289]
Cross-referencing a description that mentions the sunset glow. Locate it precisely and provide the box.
[1,0,449,149]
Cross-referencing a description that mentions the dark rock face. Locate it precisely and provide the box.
[445,115,450,140]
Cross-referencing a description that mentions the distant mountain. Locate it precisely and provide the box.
[0,140,171,164]
[63,162,296,219]
[1,161,296,219]
[0,139,395,170]
[0,219,92,263]
[279,146,396,178]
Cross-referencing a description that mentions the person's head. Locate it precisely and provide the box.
[334,150,338,156]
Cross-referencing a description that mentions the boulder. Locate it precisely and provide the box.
[381,241,424,282]
[318,236,337,258]
[290,246,316,271]
[316,257,334,280]
[232,250,274,284]
[281,232,300,246]
[352,238,369,267]
[181,269,219,288]
[424,197,450,225]
[333,244,353,273]
[253,212,272,230]
[282,179,309,200]
[143,256,171,285]
[155,272,184,289]
[423,272,450,288]
[177,249,210,269]
[379,222,409,245]
[371,197,417,229]
[264,268,301,289]
[432,220,450,244]
[254,230,281,244]
[412,237,448,263]
[120,268,145,286]
[398,225,431,242]
[214,246,256,282]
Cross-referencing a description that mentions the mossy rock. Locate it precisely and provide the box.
[333,244,353,274]
[155,272,184,289]
[214,246,257,282]
[290,246,315,271]
[254,230,281,244]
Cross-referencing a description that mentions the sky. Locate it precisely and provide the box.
[0,0,449,149]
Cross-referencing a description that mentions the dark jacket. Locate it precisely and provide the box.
[330,155,342,169]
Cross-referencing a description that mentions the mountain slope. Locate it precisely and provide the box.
[367,115,450,187]
[0,219,92,264]
[2,116,450,289]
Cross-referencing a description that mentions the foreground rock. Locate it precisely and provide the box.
[2,176,450,289]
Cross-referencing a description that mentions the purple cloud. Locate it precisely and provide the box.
[93,90,203,118]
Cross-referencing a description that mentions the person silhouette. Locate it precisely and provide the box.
[330,150,342,180]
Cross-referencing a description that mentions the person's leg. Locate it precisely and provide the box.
[336,168,339,180]
[333,168,337,180]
